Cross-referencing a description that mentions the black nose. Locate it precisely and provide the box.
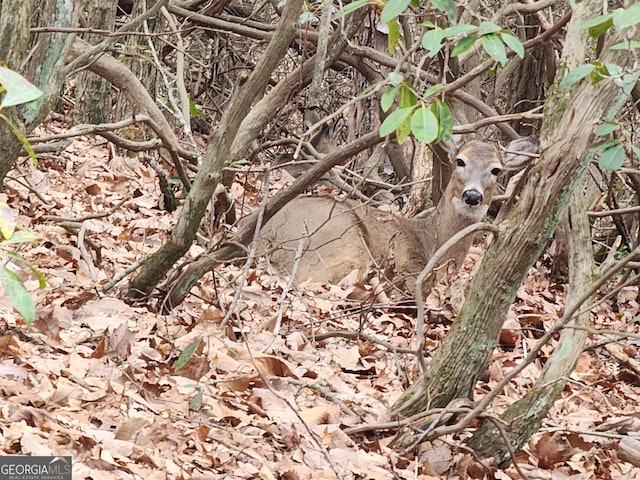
[462,189,483,206]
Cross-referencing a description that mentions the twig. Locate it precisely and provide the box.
[261,235,306,353]
[407,244,640,443]
[4,172,50,205]
[28,116,153,142]
[102,255,148,293]
[238,321,343,478]
[311,330,415,354]
[63,0,169,77]
[160,6,192,135]
[58,222,102,260]
[588,205,640,217]
[220,171,271,330]
[286,378,360,419]
[77,223,98,282]
[40,197,129,222]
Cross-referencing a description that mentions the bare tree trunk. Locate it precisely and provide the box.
[126,0,304,299]
[468,171,599,466]
[391,1,638,417]
[74,0,118,124]
[0,0,78,184]
[113,0,161,121]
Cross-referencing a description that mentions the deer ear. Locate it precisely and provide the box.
[441,133,465,159]
[502,137,539,170]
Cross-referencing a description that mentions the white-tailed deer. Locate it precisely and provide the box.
[257,137,539,292]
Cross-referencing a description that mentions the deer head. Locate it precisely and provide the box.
[441,137,540,223]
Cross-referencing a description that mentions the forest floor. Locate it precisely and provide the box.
[1,120,639,479]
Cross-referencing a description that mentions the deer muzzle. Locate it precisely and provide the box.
[462,189,483,206]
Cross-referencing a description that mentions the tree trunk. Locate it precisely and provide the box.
[391,1,638,417]
[467,170,599,466]
[113,0,161,121]
[0,0,78,184]
[74,0,118,124]
[127,0,304,299]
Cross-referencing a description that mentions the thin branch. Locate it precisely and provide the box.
[588,205,640,217]
[63,0,169,77]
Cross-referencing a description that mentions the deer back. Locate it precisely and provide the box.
[259,196,400,283]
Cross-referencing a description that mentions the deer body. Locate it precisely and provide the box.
[257,138,538,291]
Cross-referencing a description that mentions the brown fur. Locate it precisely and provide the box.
[257,138,539,292]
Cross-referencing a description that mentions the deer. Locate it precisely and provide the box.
[256,137,539,294]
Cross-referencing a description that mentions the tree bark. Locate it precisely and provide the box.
[391,2,638,417]
[0,0,78,184]
[74,0,118,124]
[127,0,304,299]
[113,0,162,121]
[468,170,599,466]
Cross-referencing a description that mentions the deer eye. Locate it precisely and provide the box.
[491,167,502,176]
[456,158,465,167]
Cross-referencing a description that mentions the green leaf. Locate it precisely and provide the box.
[189,388,203,411]
[1,229,38,245]
[0,202,16,239]
[0,66,44,108]
[559,64,595,89]
[398,84,417,108]
[423,83,445,99]
[590,139,619,153]
[189,101,206,119]
[594,122,619,137]
[381,86,399,112]
[481,34,507,65]
[429,0,456,22]
[337,0,369,18]
[582,13,613,38]
[174,338,201,372]
[612,4,640,31]
[396,114,412,144]
[441,24,476,38]
[500,33,524,58]
[632,145,640,160]
[380,106,414,137]
[590,61,610,84]
[478,21,501,35]
[387,71,404,86]
[299,11,315,24]
[451,34,477,57]
[3,251,46,289]
[381,0,410,23]
[410,106,438,144]
[598,144,625,171]
[387,19,402,52]
[431,100,453,141]
[605,63,622,77]
[0,265,35,326]
[611,40,640,50]
[0,114,38,164]
[422,28,445,57]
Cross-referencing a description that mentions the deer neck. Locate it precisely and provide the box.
[430,187,488,260]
